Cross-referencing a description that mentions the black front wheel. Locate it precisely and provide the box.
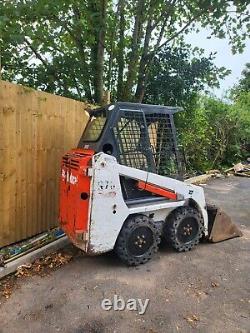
[163,206,204,252]
[115,215,161,266]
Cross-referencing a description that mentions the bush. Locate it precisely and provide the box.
[176,93,250,173]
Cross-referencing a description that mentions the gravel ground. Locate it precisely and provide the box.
[0,176,249,333]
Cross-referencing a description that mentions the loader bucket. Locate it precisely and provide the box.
[207,205,242,243]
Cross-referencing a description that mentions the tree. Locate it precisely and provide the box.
[239,63,250,92]
[88,1,107,103]
[144,44,230,107]
[120,0,250,102]
[231,63,250,98]
[1,0,249,103]
[0,0,108,102]
[176,92,250,173]
[144,60,249,173]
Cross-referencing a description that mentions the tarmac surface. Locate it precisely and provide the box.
[0,176,249,333]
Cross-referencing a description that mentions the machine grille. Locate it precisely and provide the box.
[62,155,80,170]
[113,109,183,178]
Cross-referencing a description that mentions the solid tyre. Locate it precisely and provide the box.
[115,215,161,266]
[163,206,204,252]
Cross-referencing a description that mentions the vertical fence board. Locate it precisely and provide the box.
[0,81,89,247]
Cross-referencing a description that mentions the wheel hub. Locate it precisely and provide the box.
[134,234,147,248]
[177,217,199,243]
[183,224,193,235]
[127,226,153,256]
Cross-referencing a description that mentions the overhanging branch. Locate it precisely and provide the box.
[156,15,199,52]
[24,37,48,67]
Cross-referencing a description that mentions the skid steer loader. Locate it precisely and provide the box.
[59,102,242,265]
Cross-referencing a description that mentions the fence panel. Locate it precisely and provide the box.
[0,81,89,247]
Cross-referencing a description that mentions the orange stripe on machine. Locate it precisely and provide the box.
[137,181,177,200]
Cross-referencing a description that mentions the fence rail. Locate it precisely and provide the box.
[0,81,89,247]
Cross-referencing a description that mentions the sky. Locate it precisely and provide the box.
[186,28,250,98]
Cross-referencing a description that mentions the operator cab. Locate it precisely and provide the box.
[78,102,185,201]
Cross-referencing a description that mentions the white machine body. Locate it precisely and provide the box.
[77,152,208,254]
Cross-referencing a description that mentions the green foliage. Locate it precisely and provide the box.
[0,1,98,100]
[239,63,250,92]
[0,0,249,102]
[144,44,230,107]
[1,1,249,173]
[146,52,250,173]
[178,93,250,173]
[231,63,250,98]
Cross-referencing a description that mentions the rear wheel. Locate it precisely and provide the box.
[115,215,161,266]
[163,206,204,252]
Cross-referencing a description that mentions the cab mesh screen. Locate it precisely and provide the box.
[113,109,180,178]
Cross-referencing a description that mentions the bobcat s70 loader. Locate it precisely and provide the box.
[59,102,242,265]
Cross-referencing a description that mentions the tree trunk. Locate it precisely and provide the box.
[116,0,125,100]
[122,0,145,101]
[107,0,121,96]
[134,17,153,102]
[134,14,170,102]
[68,8,93,101]
[90,0,107,104]
[107,43,114,93]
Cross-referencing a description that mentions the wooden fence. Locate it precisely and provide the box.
[0,81,89,247]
